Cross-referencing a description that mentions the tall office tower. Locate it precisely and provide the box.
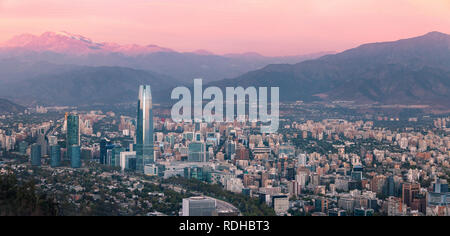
[18,141,28,155]
[387,175,396,197]
[136,85,154,172]
[70,145,81,168]
[100,139,107,164]
[188,142,207,162]
[31,144,41,166]
[66,113,80,161]
[50,145,61,167]
[37,128,47,156]
[225,139,236,160]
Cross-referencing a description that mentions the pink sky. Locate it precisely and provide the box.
[0,0,449,56]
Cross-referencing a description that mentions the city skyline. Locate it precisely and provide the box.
[1,100,448,216]
[0,0,448,221]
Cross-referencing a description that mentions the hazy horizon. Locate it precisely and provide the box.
[0,0,449,56]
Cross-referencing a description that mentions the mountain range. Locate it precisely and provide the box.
[0,98,25,114]
[0,65,177,106]
[0,31,174,56]
[0,31,449,108]
[0,31,330,82]
[212,31,450,106]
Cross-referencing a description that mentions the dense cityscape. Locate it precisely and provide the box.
[0,0,449,221]
[0,86,448,216]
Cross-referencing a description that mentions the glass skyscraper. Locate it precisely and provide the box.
[18,141,28,155]
[37,128,47,156]
[50,145,61,167]
[100,139,107,164]
[136,85,154,172]
[31,144,41,166]
[66,113,80,161]
[70,145,81,168]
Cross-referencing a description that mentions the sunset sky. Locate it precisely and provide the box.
[0,0,449,56]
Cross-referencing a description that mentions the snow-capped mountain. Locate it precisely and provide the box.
[0,31,174,56]
[0,31,331,83]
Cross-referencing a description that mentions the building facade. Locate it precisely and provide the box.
[70,145,81,168]
[182,197,217,216]
[50,145,60,167]
[66,113,80,161]
[136,85,154,172]
[31,144,41,166]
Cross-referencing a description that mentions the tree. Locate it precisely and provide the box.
[0,174,59,216]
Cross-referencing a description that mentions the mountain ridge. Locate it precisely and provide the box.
[211,31,450,107]
[0,31,175,56]
[0,31,332,82]
[0,65,179,106]
[0,98,25,114]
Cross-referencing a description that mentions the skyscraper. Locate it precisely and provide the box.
[18,141,28,155]
[66,113,80,161]
[50,145,61,167]
[37,128,47,157]
[225,139,236,160]
[31,144,41,166]
[136,85,154,172]
[100,139,107,164]
[70,145,81,168]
